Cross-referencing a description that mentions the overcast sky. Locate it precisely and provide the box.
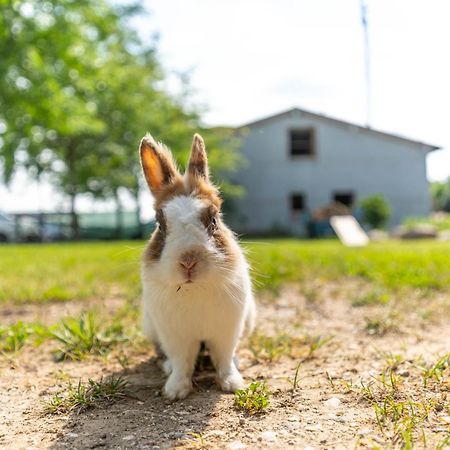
[1,0,449,214]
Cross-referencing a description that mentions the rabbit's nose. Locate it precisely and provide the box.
[179,258,197,271]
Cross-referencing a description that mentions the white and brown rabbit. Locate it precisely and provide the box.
[140,133,256,400]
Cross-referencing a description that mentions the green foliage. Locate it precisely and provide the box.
[0,321,47,352]
[360,195,392,229]
[0,1,241,235]
[431,178,450,212]
[352,288,390,307]
[234,381,270,414]
[249,332,333,362]
[46,376,128,414]
[419,353,449,387]
[404,213,450,232]
[49,312,128,360]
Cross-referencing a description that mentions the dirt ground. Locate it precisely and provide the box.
[1,282,449,450]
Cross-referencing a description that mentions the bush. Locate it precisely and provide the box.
[360,195,391,229]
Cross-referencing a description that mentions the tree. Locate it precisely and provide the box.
[360,195,391,229]
[431,178,450,212]
[0,1,242,238]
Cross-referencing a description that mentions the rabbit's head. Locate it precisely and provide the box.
[140,133,239,289]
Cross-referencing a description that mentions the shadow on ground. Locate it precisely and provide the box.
[50,355,226,449]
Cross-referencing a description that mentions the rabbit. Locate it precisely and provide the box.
[140,133,256,400]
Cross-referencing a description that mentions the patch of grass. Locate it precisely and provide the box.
[352,288,390,307]
[353,352,450,448]
[0,242,142,303]
[234,381,270,414]
[46,376,128,414]
[1,240,450,304]
[419,353,450,387]
[246,239,450,294]
[248,332,333,363]
[0,321,48,352]
[364,311,400,336]
[49,312,128,361]
[290,361,302,392]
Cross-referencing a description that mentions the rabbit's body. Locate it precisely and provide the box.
[140,135,255,400]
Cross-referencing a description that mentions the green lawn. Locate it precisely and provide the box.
[0,239,449,304]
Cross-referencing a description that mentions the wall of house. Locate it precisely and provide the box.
[231,109,431,234]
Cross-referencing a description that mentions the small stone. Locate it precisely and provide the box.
[358,428,372,436]
[260,431,277,442]
[324,397,341,409]
[228,441,246,450]
[207,430,226,438]
[398,370,410,377]
[67,433,78,438]
[122,435,135,441]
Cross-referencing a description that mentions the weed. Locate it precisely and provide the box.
[379,351,405,371]
[352,288,390,307]
[290,361,302,391]
[420,353,450,387]
[185,432,207,449]
[307,335,334,356]
[234,381,270,414]
[49,312,128,361]
[0,321,47,352]
[249,332,333,363]
[46,376,128,414]
[364,311,399,336]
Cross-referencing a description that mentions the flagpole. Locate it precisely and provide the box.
[360,0,371,127]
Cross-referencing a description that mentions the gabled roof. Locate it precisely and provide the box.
[238,107,440,152]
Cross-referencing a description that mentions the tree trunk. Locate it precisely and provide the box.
[114,191,123,240]
[133,188,143,239]
[70,192,80,240]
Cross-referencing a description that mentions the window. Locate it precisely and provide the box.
[291,193,306,212]
[333,192,354,207]
[290,129,314,156]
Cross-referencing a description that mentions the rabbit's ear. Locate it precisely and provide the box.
[187,133,209,181]
[140,135,178,194]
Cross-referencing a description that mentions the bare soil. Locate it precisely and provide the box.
[1,282,449,450]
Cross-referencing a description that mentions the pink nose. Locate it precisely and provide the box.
[179,259,197,271]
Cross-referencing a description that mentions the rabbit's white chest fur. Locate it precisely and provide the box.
[142,264,254,343]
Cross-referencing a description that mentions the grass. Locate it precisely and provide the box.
[328,351,450,449]
[1,239,450,303]
[46,376,128,414]
[248,332,333,363]
[234,381,270,414]
[0,321,48,352]
[49,312,129,361]
[0,311,134,359]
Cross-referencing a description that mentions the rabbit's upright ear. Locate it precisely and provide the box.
[187,133,209,181]
[140,135,178,194]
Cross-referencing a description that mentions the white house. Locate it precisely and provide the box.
[229,108,440,235]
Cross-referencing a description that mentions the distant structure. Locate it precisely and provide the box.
[229,108,440,235]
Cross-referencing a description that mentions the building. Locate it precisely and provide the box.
[230,108,440,235]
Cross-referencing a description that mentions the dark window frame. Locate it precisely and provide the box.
[288,128,316,158]
[333,191,355,208]
[290,193,306,213]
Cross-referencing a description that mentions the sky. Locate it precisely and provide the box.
[1,0,449,215]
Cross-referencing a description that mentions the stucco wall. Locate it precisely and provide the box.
[231,110,430,234]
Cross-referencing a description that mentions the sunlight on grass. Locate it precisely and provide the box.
[0,239,449,304]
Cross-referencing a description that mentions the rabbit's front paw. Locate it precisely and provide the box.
[218,371,244,392]
[163,375,192,401]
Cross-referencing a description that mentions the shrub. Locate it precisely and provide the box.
[360,195,392,229]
